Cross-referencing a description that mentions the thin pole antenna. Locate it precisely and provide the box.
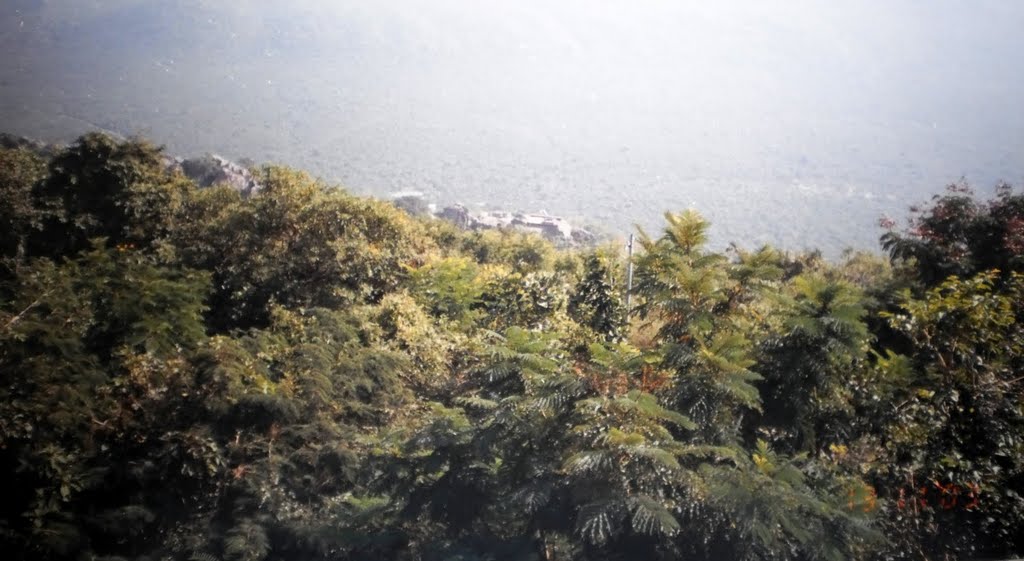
[625,233,634,314]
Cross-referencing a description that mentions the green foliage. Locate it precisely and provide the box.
[406,256,485,328]
[0,245,210,560]
[0,146,47,263]
[2,135,1022,561]
[170,165,435,330]
[632,210,766,444]
[480,270,569,331]
[223,519,270,561]
[369,291,460,388]
[868,271,1024,559]
[633,210,731,339]
[756,273,870,453]
[698,441,881,561]
[28,133,189,258]
[568,252,626,342]
[881,182,1024,286]
[460,228,557,272]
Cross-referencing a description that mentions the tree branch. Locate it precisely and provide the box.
[1,291,50,333]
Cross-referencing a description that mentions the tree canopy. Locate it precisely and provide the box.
[0,134,1022,561]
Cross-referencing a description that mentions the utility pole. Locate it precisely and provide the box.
[625,233,634,314]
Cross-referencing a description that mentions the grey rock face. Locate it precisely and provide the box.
[180,154,260,196]
[437,204,594,247]
[438,204,473,229]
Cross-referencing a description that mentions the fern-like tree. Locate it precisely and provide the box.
[755,274,871,454]
[568,252,627,343]
[632,211,762,443]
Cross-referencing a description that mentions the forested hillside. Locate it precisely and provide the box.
[1,133,1023,561]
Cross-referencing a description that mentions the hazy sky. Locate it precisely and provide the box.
[2,1,1023,253]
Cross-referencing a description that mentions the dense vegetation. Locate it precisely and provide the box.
[1,133,1022,561]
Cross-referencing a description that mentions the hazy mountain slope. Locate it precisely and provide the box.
[2,1,1022,254]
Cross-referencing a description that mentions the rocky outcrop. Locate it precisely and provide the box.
[437,204,473,229]
[180,154,260,196]
[437,204,595,246]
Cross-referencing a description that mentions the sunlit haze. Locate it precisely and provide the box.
[3,0,1023,253]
